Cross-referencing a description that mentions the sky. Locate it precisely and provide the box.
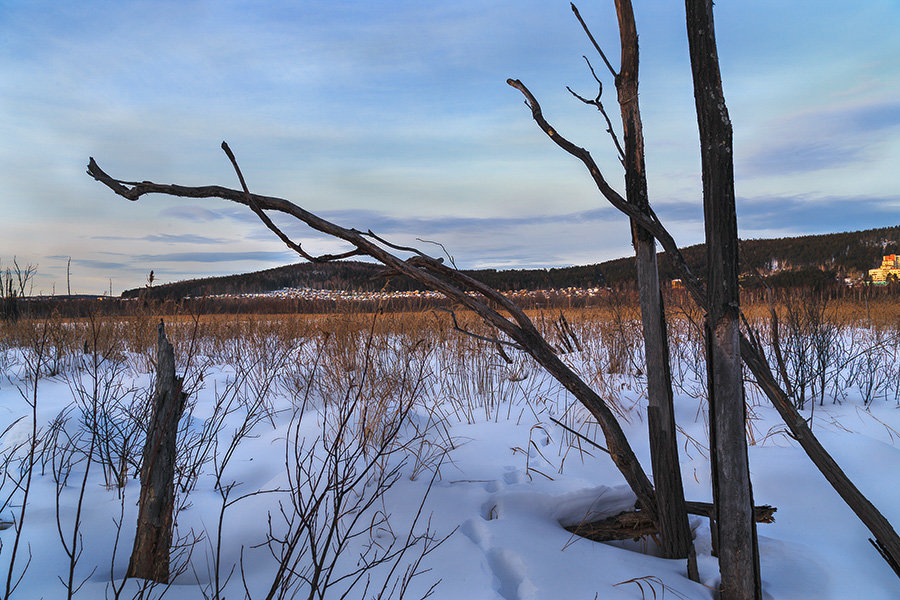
[1,0,899,295]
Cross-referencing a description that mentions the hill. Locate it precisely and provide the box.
[603,225,900,289]
[124,225,900,299]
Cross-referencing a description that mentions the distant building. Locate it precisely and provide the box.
[868,254,900,285]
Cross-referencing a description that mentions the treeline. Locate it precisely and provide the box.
[18,290,617,319]
[122,261,408,300]
[123,225,900,300]
[589,225,900,287]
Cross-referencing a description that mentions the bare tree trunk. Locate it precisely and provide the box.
[684,1,761,598]
[611,0,695,565]
[127,321,186,583]
[505,70,900,582]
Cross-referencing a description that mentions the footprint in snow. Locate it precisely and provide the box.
[463,511,537,599]
[485,479,502,493]
[503,469,526,485]
[486,547,537,600]
[461,517,491,549]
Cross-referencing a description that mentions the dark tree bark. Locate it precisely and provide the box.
[127,321,186,583]
[610,0,695,565]
[684,0,761,597]
[571,0,694,564]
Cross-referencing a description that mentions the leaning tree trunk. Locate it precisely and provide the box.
[684,1,761,598]
[127,322,186,583]
[611,0,695,566]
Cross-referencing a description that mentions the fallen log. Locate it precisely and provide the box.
[566,503,776,543]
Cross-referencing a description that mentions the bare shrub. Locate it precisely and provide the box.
[253,388,446,600]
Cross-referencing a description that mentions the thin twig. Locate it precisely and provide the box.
[571,3,617,78]
[433,307,522,350]
[549,416,610,454]
[416,238,458,270]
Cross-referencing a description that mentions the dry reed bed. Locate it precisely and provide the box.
[0,296,898,596]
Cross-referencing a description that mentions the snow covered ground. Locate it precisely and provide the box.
[0,315,898,599]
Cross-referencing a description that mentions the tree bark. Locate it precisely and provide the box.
[127,321,186,583]
[607,0,694,563]
[684,0,761,598]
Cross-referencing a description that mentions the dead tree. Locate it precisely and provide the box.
[506,53,900,587]
[87,74,900,582]
[87,150,664,530]
[569,1,694,566]
[127,321,187,583]
[684,0,760,596]
[0,258,36,323]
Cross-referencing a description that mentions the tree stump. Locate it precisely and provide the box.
[127,321,186,583]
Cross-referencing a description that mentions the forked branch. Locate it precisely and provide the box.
[507,79,705,306]
[566,57,625,163]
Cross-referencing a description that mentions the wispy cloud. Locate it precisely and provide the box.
[739,100,900,176]
[317,206,619,235]
[130,251,297,264]
[737,194,900,235]
[92,233,230,245]
[70,258,130,271]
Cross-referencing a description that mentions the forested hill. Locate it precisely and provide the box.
[124,225,900,299]
[603,225,900,288]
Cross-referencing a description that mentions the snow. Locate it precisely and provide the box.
[0,321,898,599]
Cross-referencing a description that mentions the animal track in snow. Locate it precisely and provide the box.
[503,469,526,485]
[461,517,491,549]
[486,547,537,600]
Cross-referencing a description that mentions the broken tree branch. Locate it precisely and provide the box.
[87,148,662,526]
[566,503,776,544]
[506,79,707,307]
[566,56,625,163]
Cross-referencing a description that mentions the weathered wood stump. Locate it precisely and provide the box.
[127,321,186,583]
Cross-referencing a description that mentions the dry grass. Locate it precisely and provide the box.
[2,295,898,464]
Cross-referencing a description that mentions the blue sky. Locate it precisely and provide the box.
[2,0,898,294]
